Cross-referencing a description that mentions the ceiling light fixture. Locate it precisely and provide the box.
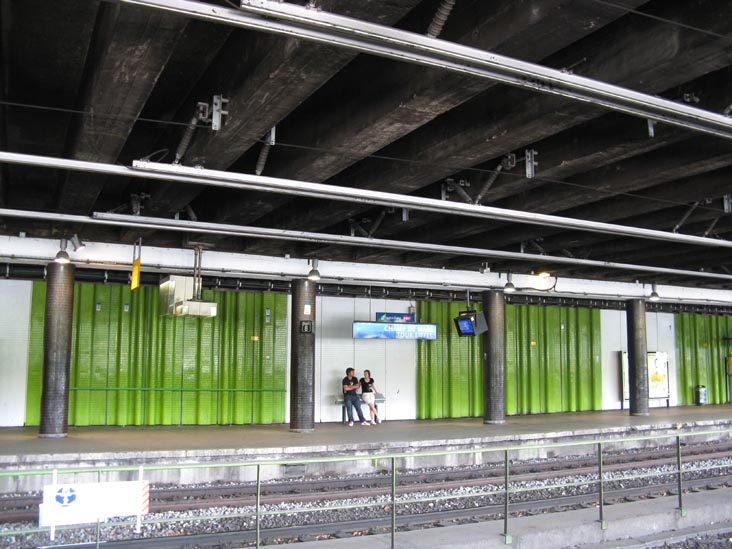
[69,234,86,252]
[649,283,660,302]
[503,273,516,293]
[54,238,70,264]
[307,259,321,281]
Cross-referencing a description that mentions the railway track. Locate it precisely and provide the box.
[2,442,732,547]
[30,477,732,548]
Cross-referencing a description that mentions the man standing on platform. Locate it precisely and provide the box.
[343,368,370,427]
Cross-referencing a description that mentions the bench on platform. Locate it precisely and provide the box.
[334,393,385,423]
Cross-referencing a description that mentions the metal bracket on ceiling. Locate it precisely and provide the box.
[723,194,732,213]
[528,239,546,255]
[193,95,229,131]
[130,193,150,216]
[349,211,388,238]
[211,95,229,131]
[443,177,473,204]
[172,96,228,165]
[368,210,387,238]
[647,119,657,138]
[349,218,369,238]
[175,204,198,222]
[525,149,538,178]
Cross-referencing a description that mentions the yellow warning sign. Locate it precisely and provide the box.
[130,258,141,291]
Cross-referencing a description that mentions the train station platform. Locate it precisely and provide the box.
[2,406,732,547]
[2,405,732,492]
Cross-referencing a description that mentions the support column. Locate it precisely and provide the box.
[290,278,316,432]
[626,299,649,416]
[39,261,75,437]
[483,290,505,424]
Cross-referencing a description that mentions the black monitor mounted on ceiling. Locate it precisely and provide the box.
[453,310,488,337]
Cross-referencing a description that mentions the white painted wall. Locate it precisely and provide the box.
[315,296,416,423]
[0,280,32,426]
[601,309,677,410]
[647,312,678,408]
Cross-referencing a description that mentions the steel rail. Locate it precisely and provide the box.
[113,0,732,140]
[2,150,731,250]
[1,206,731,281]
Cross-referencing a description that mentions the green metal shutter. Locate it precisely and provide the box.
[24,282,47,426]
[25,282,288,426]
[417,301,602,418]
[675,313,732,405]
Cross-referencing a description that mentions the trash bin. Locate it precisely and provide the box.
[695,385,706,405]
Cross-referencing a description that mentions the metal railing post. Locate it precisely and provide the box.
[256,464,262,548]
[503,449,512,544]
[597,442,607,529]
[96,469,101,549]
[676,436,687,517]
[391,456,396,549]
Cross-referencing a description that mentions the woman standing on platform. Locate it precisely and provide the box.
[360,370,380,425]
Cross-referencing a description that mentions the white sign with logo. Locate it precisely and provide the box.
[39,480,150,538]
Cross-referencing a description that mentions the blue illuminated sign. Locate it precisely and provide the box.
[375,312,416,323]
[353,322,437,340]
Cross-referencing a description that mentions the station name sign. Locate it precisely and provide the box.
[353,321,436,340]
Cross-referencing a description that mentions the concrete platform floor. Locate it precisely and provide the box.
[3,404,732,459]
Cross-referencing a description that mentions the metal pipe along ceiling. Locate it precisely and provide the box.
[0,151,730,251]
[116,0,732,140]
[1,207,731,282]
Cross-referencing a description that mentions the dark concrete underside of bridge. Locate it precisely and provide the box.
[2,0,732,289]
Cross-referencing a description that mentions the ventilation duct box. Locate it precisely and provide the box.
[175,300,217,318]
[159,275,217,317]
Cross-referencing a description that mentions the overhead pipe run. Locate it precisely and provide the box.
[128,160,732,250]
[2,150,732,252]
[3,235,732,306]
[1,207,731,283]
[113,0,732,140]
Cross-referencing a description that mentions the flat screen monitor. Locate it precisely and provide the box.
[454,315,476,337]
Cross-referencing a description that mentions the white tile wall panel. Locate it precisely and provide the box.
[0,280,32,426]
